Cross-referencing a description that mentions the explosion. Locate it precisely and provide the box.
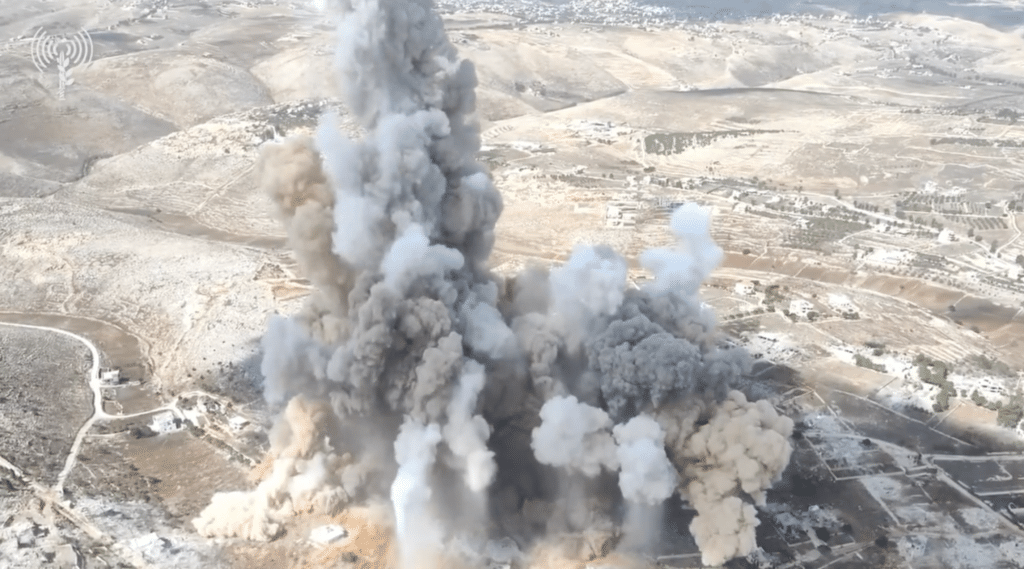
[192,0,795,566]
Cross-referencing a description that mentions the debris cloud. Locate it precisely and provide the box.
[192,0,795,567]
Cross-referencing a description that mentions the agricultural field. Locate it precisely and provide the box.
[782,217,870,251]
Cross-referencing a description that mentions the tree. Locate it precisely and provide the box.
[968,227,975,237]
[934,387,951,412]
[991,240,998,253]
[997,395,1023,429]
[971,390,989,407]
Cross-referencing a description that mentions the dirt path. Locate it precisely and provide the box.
[0,321,187,493]
[996,210,1021,256]
[0,322,103,495]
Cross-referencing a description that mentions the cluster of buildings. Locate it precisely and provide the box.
[437,0,675,26]
[439,0,906,27]
[605,201,640,228]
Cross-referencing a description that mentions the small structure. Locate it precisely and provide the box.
[182,407,205,427]
[309,524,348,546]
[228,416,250,432]
[827,293,856,313]
[127,533,170,560]
[605,201,639,228]
[937,229,956,244]
[150,411,182,434]
[734,281,756,296]
[789,299,815,319]
[51,544,82,569]
[99,368,121,385]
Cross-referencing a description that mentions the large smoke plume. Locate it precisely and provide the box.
[192,0,795,566]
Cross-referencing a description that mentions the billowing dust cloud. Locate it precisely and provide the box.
[192,0,795,566]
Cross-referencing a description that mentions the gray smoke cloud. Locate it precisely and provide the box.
[192,0,795,566]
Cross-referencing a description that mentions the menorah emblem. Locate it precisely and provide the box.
[30,26,94,100]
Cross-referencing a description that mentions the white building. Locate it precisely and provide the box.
[150,411,182,434]
[789,299,815,318]
[863,248,914,268]
[827,293,856,313]
[937,229,956,244]
[309,524,348,546]
[127,533,170,560]
[99,368,120,385]
[228,416,250,432]
[605,202,639,228]
[182,408,205,428]
[734,281,756,296]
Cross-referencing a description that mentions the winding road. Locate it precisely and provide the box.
[0,321,200,568]
[0,322,103,495]
[0,321,185,495]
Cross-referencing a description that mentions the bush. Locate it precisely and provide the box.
[997,396,1023,429]
[855,354,886,373]
[934,386,952,412]
[971,390,989,407]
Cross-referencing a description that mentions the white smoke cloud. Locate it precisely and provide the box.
[641,203,724,297]
[381,223,465,295]
[531,396,619,477]
[462,298,519,360]
[442,360,497,492]
[391,418,445,568]
[550,245,629,322]
[612,415,677,505]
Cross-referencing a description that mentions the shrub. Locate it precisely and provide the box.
[997,396,1023,429]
